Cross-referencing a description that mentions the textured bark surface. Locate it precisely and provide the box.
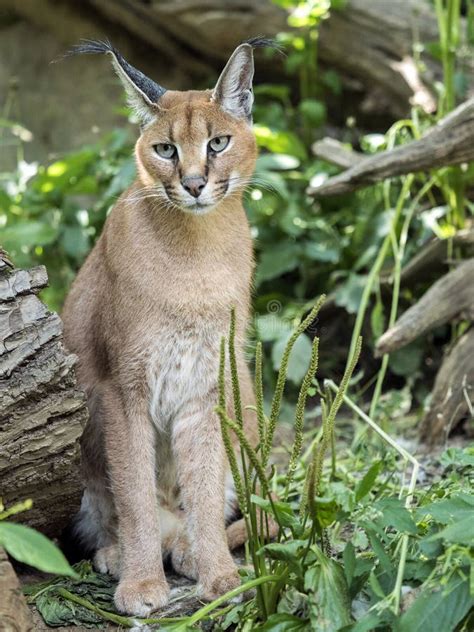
[308,98,474,197]
[376,259,474,356]
[375,259,474,443]
[420,329,474,445]
[0,547,34,632]
[0,256,87,538]
[396,229,474,286]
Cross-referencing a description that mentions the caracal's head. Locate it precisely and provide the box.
[72,39,270,215]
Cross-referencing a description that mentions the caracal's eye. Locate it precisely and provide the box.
[154,143,177,159]
[208,135,230,153]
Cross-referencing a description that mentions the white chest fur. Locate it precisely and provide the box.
[147,323,221,432]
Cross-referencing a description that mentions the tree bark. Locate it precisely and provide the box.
[420,328,474,445]
[375,259,474,356]
[0,256,87,539]
[0,547,34,632]
[308,98,474,197]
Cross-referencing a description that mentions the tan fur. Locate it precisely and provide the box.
[63,77,260,614]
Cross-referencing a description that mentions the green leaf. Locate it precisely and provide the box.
[62,225,90,259]
[374,498,417,535]
[256,242,301,284]
[259,540,306,563]
[251,495,299,529]
[343,542,356,586]
[254,124,307,161]
[305,549,352,632]
[303,239,340,264]
[371,300,385,340]
[334,274,367,314]
[356,462,382,502]
[416,494,474,524]
[366,530,393,578]
[299,99,327,127]
[389,340,424,377]
[397,572,473,632]
[258,613,309,631]
[0,522,78,577]
[428,516,474,545]
[440,447,474,468]
[104,157,136,199]
[36,591,102,627]
[1,221,58,250]
[272,332,313,384]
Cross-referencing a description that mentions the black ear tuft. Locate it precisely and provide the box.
[244,36,285,55]
[65,39,166,125]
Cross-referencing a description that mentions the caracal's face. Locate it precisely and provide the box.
[135,90,257,216]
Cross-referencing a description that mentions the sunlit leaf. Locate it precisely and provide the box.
[0,522,78,577]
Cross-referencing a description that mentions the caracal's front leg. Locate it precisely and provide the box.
[173,396,240,600]
[102,382,169,615]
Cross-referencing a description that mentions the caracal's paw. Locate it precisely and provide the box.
[198,565,242,602]
[114,576,170,616]
[171,536,197,580]
[94,544,120,579]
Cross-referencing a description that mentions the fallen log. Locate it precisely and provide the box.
[311,138,363,169]
[308,97,474,197]
[420,328,474,445]
[394,228,474,286]
[375,259,474,356]
[0,253,87,538]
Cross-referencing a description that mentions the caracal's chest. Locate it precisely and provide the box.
[146,322,222,432]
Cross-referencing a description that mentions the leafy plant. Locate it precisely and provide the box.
[0,499,77,578]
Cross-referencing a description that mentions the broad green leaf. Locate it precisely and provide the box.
[343,542,356,586]
[416,494,474,524]
[258,613,309,631]
[397,572,473,632]
[299,99,327,127]
[366,531,393,578]
[272,332,313,384]
[1,221,58,249]
[313,497,338,528]
[305,548,352,632]
[36,592,101,627]
[389,340,424,377]
[0,522,78,577]
[259,540,306,562]
[256,242,301,284]
[251,495,299,529]
[256,314,292,342]
[62,225,90,259]
[104,157,136,198]
[440,447,474,468]
[428,516,474,545]
[303,239,340,263]
[254,124,307,161]
[334,274,367,314]
[356,462,382,502]
[374,498,417,535]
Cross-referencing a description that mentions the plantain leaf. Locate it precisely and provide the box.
[397,572,473,632]
[0,522,78,577]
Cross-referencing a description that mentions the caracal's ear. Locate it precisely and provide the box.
[212,37,279,121]
[212,42,255,121]
[67,40,166,126]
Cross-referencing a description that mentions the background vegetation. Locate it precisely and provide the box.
[0,0,473,630]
